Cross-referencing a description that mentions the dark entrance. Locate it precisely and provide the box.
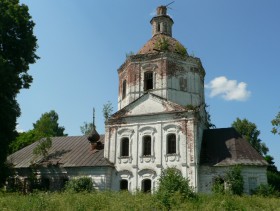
[142,179,151,193]
[120,179,128,190]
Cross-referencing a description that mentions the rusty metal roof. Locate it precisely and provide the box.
[7,135,113,168]
[200,128,268,166]
[138,34,188,55]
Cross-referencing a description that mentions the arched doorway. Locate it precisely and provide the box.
[142,179,151,193]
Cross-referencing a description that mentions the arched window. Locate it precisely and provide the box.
[120,179,128,191]
[167,134,176,154]
[121,138,129,157]
[144,71,153,91]
[122,80,126,99]
[143,136,151,156]
[142,179,152,193]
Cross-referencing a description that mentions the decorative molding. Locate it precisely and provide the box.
[164,153,180,162]
[117,156,132,164]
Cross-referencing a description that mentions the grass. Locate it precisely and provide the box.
[0,191,280,211]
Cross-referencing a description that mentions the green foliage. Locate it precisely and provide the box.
[212,176,225,194]
[156,167,196,209]
[225,166,244,195]
[80,122,94,135]
[252,184,279,197]
[271,111,280,135]
[8,130,36,154]
[175,42,187,56]
[154,37,170,52]
[264,155,278,172]
[103,101,113,122]
[232,118,268,156]
[0,192,280,210]
[64,177,94,193]
[267,170,280,192]
[32,137,52,158]
[0,0,39,185]
[33,110,66,137]
[9,110,66,154]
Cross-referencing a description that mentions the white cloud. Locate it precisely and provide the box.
[206,76,251,101]
[16,124,25,133]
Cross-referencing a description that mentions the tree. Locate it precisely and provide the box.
[271,111,280,136]
[80,122,94,135]
[32,110,67,137]
[9,110,67,154]
[156,168,196,209]
[103,101,113,122]
[0,0,39,184]
[232,118,268,156]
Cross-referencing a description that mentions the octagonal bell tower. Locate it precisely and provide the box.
[117,6,206,111]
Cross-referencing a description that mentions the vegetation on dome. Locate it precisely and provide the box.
[154,37,170,52]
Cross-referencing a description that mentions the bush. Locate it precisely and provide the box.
[64,177,94,193]
[252,184,279,197]
[225,165,244,195]
[212,176,225,194]
[156,167,196,209]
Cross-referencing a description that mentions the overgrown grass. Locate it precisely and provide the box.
[0,191,279,211]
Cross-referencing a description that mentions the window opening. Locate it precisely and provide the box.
[143,136,151,156]
[157,23,161,32]
[144,71,153,91]
[142,179,151,193]
[167,134,176,154]
[121,138,129,157]
[120,179,128,190]
[122,80,126,99]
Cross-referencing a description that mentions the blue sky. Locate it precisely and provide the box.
[18,1,280,169]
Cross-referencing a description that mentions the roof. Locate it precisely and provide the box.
[7,135,113,168]
[200,128,268,166]
[137,34,188,55]
[110,92,187,121]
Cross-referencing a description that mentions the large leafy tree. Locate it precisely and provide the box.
[0,0,39,184]
[232,118,268,156]
[9,110,67,154]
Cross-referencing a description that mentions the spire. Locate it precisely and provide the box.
[150,5,174,37]
[87,107,100,144]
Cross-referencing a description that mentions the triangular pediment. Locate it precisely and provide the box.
[111,93,186,119]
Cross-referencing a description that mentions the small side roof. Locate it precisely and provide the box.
[7,135,113,168]
[200,128,267,166]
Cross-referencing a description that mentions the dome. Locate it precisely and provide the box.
[87,127,100,143]
[137,34,188,56]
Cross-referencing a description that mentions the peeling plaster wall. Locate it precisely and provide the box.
[198,166,267,194]
[117,53,205,110]
[66,167,114,191]
[105,111,203,192]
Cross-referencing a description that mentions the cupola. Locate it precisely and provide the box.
[150,5,173,37]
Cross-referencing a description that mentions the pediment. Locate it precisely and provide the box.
[111,93,185,118]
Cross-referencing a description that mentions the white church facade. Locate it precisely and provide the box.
[7,6,267,194]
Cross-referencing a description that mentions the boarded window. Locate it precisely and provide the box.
[120,179,128,190]
[248,177,257,194]
[142,179,151,193]
[144,71,153,91]
[121,138,129,157]
[122,80,126,99]
[143,136,151,156]
[167,134,176,154]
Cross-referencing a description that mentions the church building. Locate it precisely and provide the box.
[7,6,267,194]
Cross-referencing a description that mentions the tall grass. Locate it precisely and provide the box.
[0,191,279,211]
